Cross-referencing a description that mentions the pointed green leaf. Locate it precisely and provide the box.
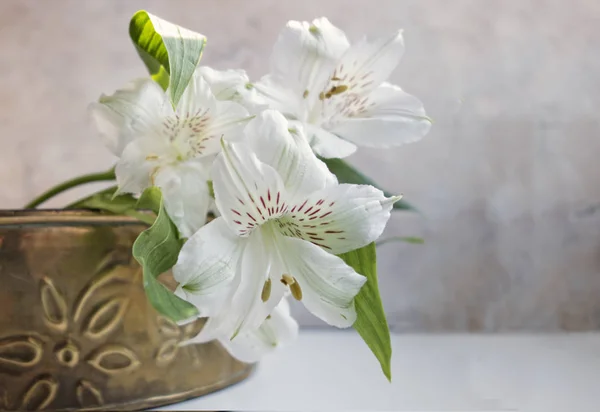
[129,10,206,105]
[132,188,199,322]
[339,243,392,381]
[320,157,414,211]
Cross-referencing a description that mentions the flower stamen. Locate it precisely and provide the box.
[329,85,348,95]
[290,278,303,301]
[261,278,272,302]
[280,274,294,286]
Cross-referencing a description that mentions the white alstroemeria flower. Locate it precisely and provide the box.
[173,110,398,341]
[251,17,431,158]
[90,72,250,237]
[184,298,299,363]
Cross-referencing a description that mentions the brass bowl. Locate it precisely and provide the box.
[0,210,253,411]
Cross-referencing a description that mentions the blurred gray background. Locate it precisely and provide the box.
[1,0,599,330]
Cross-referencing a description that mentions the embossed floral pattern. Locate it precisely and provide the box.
[155,317,205,367]
[0,257,140,410]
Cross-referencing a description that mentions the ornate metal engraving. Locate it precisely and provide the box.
[0,210,252,411]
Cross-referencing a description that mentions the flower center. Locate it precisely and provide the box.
[54,340,80,368]
[162,109,215,159]
[306,67,376,128]
[230,189,287,236]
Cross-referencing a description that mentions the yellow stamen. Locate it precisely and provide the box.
[290,278,303,301]
[303,90,309,98]
[281,274,295,286]
[329,85,348,95]
[261,278,272,302]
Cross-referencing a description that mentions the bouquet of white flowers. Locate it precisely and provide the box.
[26,11,430,380]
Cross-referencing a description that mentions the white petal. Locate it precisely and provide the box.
[208,100,251,145]
[114,136,172,194]
[271,18,349,97]
[192,230,286,343]
[252,74,301,117]
[89,78,171,156]
[253,18,350,117]
[220,298,299,363]
[154,161,211,238]
[173,218,244,318]
[332,82,431,148]
[197,66,250,100]
[173,71,250,157]
[309,31,406,133]
[212,140,287,237]
[198,66,269,114]
[302,122,357,159]
[330,30,405,97]
[174,71,217,117]
[279,184,396,255]
[245,111,337,202]
[276,233,366,327]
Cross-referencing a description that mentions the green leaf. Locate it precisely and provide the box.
[132,187,199,322]
[339,243,392,381]
[320,157,414,211]
[129,10,207,105]
[136,186,162,214]
[68,186,155,226]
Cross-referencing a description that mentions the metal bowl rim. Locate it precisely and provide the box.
[0,209,145,227]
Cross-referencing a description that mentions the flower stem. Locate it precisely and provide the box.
[24,168,116,209]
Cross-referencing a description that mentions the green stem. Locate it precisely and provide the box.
[375,236,425,247]
[25,168,116,209]
[64,185,118,209]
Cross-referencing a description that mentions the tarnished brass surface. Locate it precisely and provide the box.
[0,210,253,411]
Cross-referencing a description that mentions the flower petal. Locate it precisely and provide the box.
[199,66,270,114]
[191,230,286,343]
[208,101,251,144]
[277,234,366,327]
[212,140,287,237]
[175,71,251,155]
[302,122,357,159]
[252,74,301,117]
[115,136,172,194]
[332,82,431,148]
[279,184,396,255]
[328,30,405,97]
[220,298,299,363]
[90,78,171,156]
[253,17,349,117]
[245,111,337,201]
[154,161,211,238]
[174,71,217,117]
[173,218,244,317]
[271,18,349,97]
[197,66,250,100]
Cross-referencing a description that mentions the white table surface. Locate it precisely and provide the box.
[156,330,600,411]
